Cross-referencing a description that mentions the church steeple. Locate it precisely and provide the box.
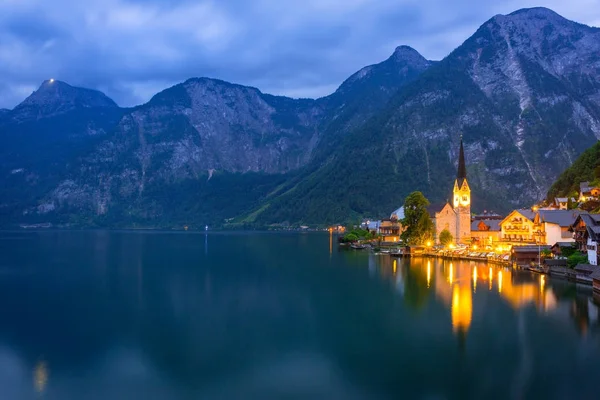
[453,135,470,209]
[457,135,467,186]
[451,134,471,244]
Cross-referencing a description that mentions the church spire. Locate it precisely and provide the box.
[457,135,467,186]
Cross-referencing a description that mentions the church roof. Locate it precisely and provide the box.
[457,137,467,186]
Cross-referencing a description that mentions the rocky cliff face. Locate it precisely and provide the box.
[1,47,432,227]
[255,7,600,224]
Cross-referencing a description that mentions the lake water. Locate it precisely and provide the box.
[1,231,600,399]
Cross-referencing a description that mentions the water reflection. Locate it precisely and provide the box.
[33,360,48,393]
[373,256,598,339]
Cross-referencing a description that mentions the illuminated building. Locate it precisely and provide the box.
[432,137,471,244]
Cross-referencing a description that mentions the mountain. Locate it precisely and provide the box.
[547,140,600,199]
[251,7,600,224]
[311,46,435,161]
[2,7,600,228]
[0,81,125,225]
[10,80,118,122]
[0,48,433,228]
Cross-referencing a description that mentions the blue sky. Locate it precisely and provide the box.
[1,0,599,109]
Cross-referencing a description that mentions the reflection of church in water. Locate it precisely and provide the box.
[375,256,571,341]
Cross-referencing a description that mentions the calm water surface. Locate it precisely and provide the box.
[1,231,600,399]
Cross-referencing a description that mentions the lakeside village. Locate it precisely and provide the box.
[337,138,600,294]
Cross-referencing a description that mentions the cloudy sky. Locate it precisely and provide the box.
[1,0,599,109]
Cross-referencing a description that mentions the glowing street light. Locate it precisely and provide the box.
[49,78,55,83]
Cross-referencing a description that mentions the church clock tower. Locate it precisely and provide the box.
[453,137,471,243]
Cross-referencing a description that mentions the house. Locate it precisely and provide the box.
[512,245,550,267]
[537,209,580,245]
[471,219,501,246]
[570,213,600,265]
[499,209,537,243]
[379,219,402,242]
[499,209,579,245]
[430,137,471,244]
[552,197,576,210]
[569,264,600,284]
[550,242,576,256]
[579,182,600,202]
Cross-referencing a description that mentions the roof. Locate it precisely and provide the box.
[581,182,590,192]
[428,202,449,217]
[591,270,600,280]
[367,221,380,230]
[512,245,551,252]
[390,207,404,220]
[551,242,576,248]
[471,219,501,231]
[456,137,467,186]
[539,210,581,227]
[574,264,599,273]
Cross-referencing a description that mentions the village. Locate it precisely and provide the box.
[339,138,600,294]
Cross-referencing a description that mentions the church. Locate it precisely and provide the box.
[433,138,471,244]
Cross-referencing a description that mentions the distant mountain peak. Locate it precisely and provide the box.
[491,6,595,30]
[12,80,118,120]
[507,7,562,19]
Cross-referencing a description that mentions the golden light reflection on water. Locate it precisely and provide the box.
[373,256,564,339]
[498,271,503,293]
[452,283,472,333]
[426,261,431,288]
[34,360,48,393]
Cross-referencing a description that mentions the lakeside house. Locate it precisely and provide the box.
[499,209,580,246]
[550,242,576,256]
[578,182,600,202]
[512,245,551,266]
[471,218,501,246]
[570,213,600,265]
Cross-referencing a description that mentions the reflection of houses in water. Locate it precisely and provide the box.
[433,261,558,336]
[372,255,600,339]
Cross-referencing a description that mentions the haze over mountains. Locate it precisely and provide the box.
[1,7,599,228]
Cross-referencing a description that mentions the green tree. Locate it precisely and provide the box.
[439,229,453,246]
[541,248,552,257]
[342,233,359,243]
[567,252,588,268]
[401,191,434,245]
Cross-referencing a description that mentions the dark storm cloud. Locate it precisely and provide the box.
[0,0,599,109]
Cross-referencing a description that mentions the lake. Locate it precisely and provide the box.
[0,230,599,399]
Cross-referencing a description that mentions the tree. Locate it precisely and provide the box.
[541,248,552,257]
[567,252,588,268]
[401,191,434,245]
[439,229,453,246]
[342,233,358,243]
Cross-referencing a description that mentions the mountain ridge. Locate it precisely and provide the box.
[2,7,600,228]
